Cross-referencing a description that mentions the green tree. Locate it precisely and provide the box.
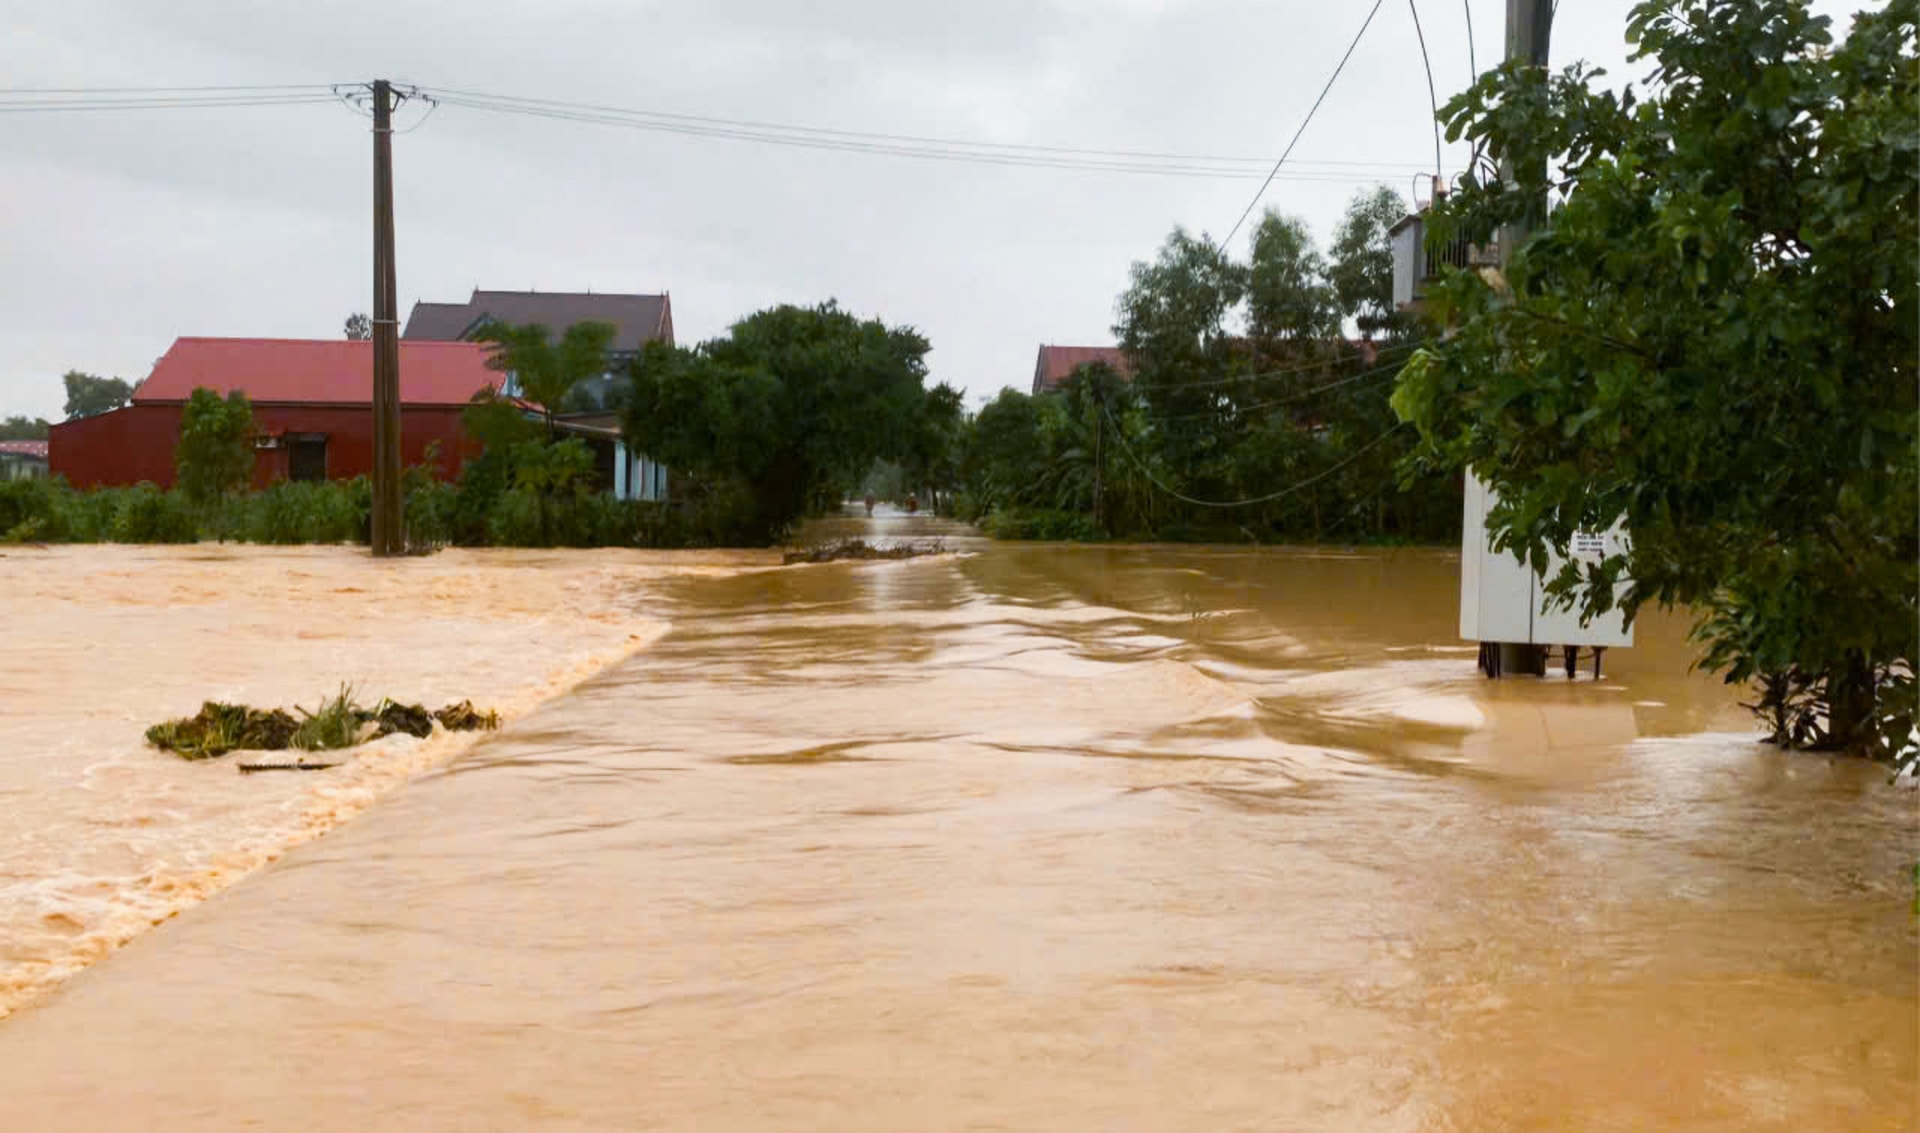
[174,387,255,505]
[0,416,50,441]
[960,389,1046,516]
[62,371,133,419]
[344,312,372,340]
[901,382,966,510]
[1392,0,1917,760]
[1327,185,1413,341]
[1247,212,1338,347]
[474,320,618,436]
[1100,198,1446,541]
[625,302,932,541]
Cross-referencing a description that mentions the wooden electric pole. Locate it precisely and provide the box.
[369,79,404,557]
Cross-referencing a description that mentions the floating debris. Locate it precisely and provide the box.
[433,700,500,732]
[146,686,501,762]
[236,759,342,774]
[782,538,946,565]
[144,704,299,761]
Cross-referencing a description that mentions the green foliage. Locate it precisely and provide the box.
[1327,186,1414,340]
[961,194,1458,546]
[474,319,617,433]
[1394,0,1917,761]
[110,483,198,543]
[174,387,255,505]
[901,382,966,511]
[625,301,933,542]
[226,479,369,544]
[61,371,133,420]
[291,685,366,752]
[146,702,299,760]
[979,508,1106,542]
[0,415,49,441]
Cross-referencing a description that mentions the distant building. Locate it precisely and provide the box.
[404,289,674,500]
[1031,345,1132,396]
[0,440,48,481]
[49,338,500,490]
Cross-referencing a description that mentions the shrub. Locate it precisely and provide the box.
[228,480,368,544]
[0,478,63,542]
[979,507,1104,542]
[110,483,199,543]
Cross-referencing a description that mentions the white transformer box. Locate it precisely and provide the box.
[1459,473,1633,650]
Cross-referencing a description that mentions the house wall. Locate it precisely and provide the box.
[50,404,481,490]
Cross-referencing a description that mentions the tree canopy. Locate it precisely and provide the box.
[0,416,50,441]
[1013,192,1457,542]
[1392,0,1917,759]
[625,302,933,541]
[62,371,132,420]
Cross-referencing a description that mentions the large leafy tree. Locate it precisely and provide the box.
[625,302,932,541]
[62,371,132,419]
[1392,0,1917,759]
[174,387,254,504]
[474,320,617,435]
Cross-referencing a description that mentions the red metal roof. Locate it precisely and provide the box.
[1033,345,1132,394]
[0,440,48,458]
[131,338,503,407]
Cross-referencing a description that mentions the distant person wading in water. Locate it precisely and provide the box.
[864,494,877,516]
[905,494,919,514]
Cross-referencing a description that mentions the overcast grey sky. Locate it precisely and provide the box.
[0,0,1836,420]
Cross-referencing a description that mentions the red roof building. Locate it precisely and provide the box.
[50,338,501,490]
[1031,345,1132,395]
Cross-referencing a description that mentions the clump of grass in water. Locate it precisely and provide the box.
[147,686,501,761]
[144,703,299,761]
[783,537,945,565]
[291,684,369,752]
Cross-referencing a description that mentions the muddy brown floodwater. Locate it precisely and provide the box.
[0,517,1913,1130]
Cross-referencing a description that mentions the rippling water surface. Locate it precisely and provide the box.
[1,516,1912,1130]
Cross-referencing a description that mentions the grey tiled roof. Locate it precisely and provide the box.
[403,290,673,352]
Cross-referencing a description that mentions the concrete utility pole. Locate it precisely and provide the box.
[369,79,405,557]
[1485,0,1555,677]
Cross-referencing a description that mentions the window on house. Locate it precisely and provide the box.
[288,435,328,482]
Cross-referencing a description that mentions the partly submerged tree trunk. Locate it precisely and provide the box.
[1824,649,1878,754]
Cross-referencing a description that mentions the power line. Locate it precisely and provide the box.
[1102,402,1410,508]
[1137,359,1406,422]
[1408,0,1444,177]
[1217,0,1388,251]
[1130,340,1420,391]
[435,93,1415,182]
[0,94,339,112]
[419,83,1425,171]
[1464,0,1480,80]
[0,83,337,94]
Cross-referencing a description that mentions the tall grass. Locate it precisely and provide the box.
[1,475,713,549]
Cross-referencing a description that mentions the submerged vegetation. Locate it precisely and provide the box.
[146,686,500,761]
[781,538,947,565]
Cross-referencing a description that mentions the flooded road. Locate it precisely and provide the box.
[1,520,1913,1129]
